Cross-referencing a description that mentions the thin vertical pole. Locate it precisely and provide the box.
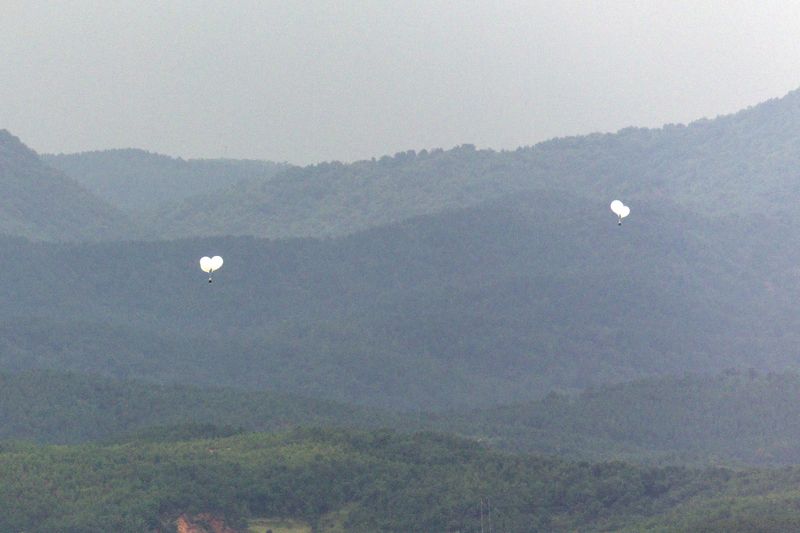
[480,497,485,533]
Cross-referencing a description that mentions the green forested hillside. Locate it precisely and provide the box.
[0,191,786,409]
[0,191,796,409]
[438,371,800,466]
[44,149,287,212]
[148,144,513,239]
[148,88,800,240]
[0,370,400,444]
[0,130,132,241]
[0,427,785,533]
[10,369,800,469]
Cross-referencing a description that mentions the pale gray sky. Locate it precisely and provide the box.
[2,1,800,164]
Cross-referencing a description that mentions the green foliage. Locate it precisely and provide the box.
[628,485,800,532]
[0,428,762,533]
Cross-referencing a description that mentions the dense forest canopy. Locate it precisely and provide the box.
[4,427,799,533]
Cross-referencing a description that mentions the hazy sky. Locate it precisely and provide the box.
[2,1,800,164]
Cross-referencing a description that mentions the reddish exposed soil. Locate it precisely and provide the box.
[175,513,239,533]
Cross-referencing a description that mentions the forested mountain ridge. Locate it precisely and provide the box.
[148,88,800,240]
[0,191,797,410]
[44,148,288,212]
[147,144,514,239]
[10,88,800,242]
[0,130,132,241]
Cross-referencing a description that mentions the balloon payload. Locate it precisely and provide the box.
[199,256,224,282]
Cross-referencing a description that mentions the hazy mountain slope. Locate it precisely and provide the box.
[10,368,800,469]
[438,371,800,466]
[0,130,132,240]
[42,149,288,211]
[44,149,287,211]
[0,192,795,409]
[519,89,800,218]
[0,370,399,444]
[149,88,800,240]
[149,145,513,239]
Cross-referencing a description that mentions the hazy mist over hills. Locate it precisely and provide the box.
[10,2,800,529]
[44,149,288,212]
[7,89,800,530]
[7,88,800,242]
[2,92,800,409]
[135,88,800,240]
[0,189,796,411]
[0,130,131,241]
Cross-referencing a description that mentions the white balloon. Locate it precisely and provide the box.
[610,200,624,215]
[210,256,224,271]
[618,205,630,218]
[199,256,213,273]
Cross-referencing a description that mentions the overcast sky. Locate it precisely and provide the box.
[2,1,800,164]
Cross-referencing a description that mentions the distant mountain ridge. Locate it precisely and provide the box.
[0,130,131,241]
[146,88,800,240]
[44,148,288,212]
[8,88,800,242]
